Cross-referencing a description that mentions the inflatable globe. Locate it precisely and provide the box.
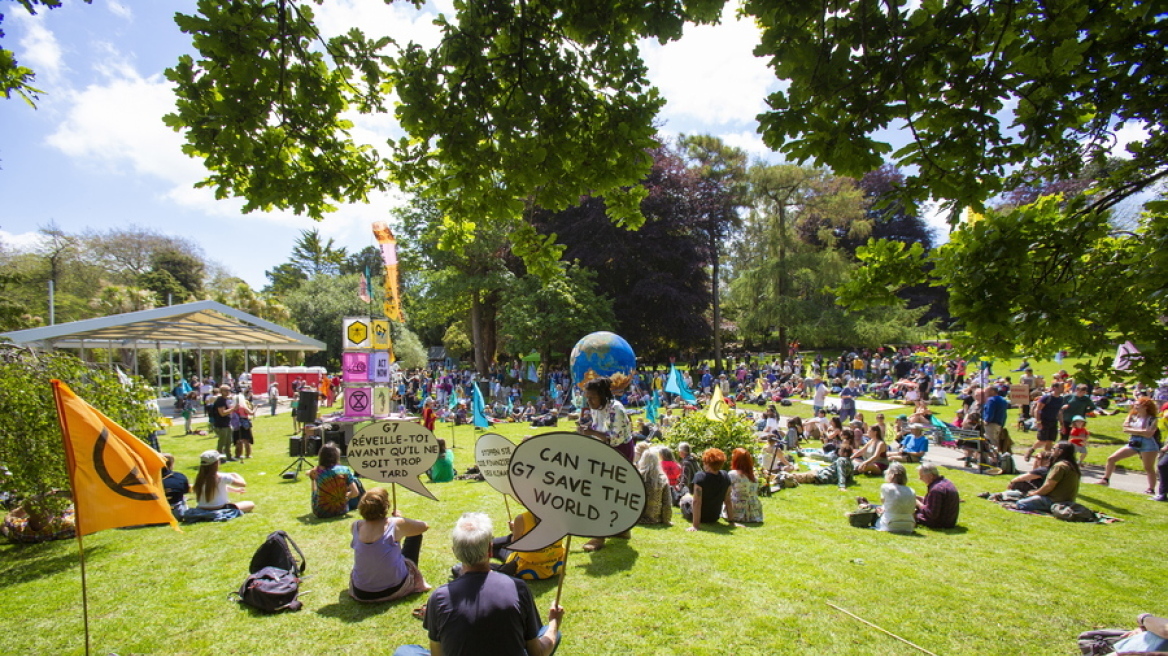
[570,331,636,393]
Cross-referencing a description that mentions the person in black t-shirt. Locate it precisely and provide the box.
[160,453,190,518]
[394,512,563,656]
[681,448,738,531]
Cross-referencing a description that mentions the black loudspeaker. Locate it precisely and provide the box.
[296,390,319,423]
[325,428,347,455]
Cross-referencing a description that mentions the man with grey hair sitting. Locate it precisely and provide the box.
[394,512,564,656]
[914,463,960,529]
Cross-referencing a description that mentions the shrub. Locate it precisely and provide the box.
[0,345,157,531]
[664,411,756,465]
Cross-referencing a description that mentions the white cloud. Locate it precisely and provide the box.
[45,58,205,187]
[14,11,64,84]
[107,1,132,20]
[920,201,951,246]
[1111,122,1149,159]
[313,1,445,49]
[0,229,46,251]
[718,129,774,162]
[641,3,779,127]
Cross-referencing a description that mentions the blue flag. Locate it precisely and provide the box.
[549,379,560,402]
[646,390,660,424]
[448,387,459,410]
[471,382,489,428]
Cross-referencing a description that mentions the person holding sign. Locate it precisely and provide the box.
[349,488,431,603]
[470,511,566,581]
[578,377,634,552]
[394,512,564,656]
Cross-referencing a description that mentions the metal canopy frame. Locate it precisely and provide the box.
[1,300,324,352]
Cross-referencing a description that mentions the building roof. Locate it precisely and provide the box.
[1,300,324,352]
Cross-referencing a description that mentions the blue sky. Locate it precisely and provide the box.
[1,0,917,290]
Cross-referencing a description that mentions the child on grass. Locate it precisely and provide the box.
[291,394,301,435]
[183,390,199,435]
[1069,415,1089,465]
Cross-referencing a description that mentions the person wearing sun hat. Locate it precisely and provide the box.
[193,450,255,513]
[1067,415,1090,465]
[890,423,929,463]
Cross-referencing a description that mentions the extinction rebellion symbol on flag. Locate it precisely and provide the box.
[93,428,159,501]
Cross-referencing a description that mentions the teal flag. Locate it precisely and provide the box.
[646,390,660,424]
[665,365,696,402]
[471,382,489,428]
[448,387,459,410]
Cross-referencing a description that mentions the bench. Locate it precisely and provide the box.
[949,427,999,473]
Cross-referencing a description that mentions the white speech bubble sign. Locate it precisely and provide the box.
[348,420,440,501]
[507,431,644,551]
[475,433,516,497]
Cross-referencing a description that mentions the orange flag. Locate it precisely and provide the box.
[372,221,404,322]
[51,380,179,536]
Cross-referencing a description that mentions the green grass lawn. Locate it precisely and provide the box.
[2,367,1165,655]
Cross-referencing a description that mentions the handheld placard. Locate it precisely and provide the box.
[475,433,517,497]
[348,420,440,501]
[506,432,644,552]
[476,432,516,519]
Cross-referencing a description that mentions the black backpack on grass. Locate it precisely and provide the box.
[233,567,303,613]
[230,531,307,613]
[249,530,306,576]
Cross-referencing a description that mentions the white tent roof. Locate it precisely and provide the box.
[1,300,324,352]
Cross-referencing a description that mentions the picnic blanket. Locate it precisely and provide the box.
[982,495,1122,524]
[181,506,245,523]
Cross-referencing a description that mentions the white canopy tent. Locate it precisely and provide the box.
[1,300,325,392]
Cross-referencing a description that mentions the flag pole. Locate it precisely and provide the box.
[75,530,92,656]
[52,380,91,656]
[553,535,572,607]
[503,494,512,522]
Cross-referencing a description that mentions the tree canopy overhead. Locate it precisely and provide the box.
[750,0,1168,217]
[6,0,1163,221]
[158,0,727,275]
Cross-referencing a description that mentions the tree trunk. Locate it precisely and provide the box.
[470,290,500,377]
[777,203,788,355]
[712,244,723,374]
[471,294,486,375]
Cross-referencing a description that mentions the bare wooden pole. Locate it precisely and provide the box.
[826,602,940,656]
[553,536,572,608]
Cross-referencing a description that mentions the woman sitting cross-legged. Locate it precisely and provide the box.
[681,448,738,532]
[724,448,764,523]
[193,450,255,514]
[308,442,361,519]
[853,425,890,475]
[873,461,916,534]
[349,487,431,603]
